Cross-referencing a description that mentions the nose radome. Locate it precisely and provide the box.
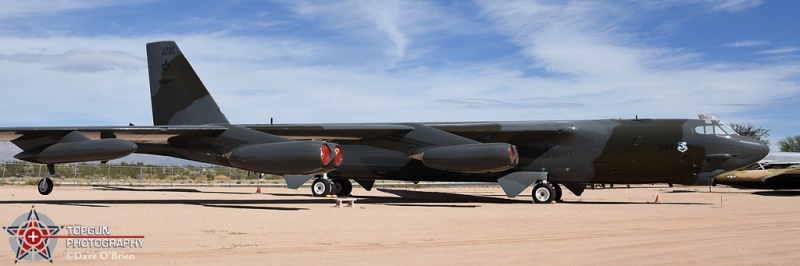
[737,137,770,165]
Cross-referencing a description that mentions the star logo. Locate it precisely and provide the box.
[5,206,60,263]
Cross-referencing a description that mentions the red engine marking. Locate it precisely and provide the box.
[333,145,343,166]
[510,145,519,165]
[320,144,331,165]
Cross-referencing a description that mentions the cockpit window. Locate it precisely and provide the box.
[718,124,739,136]
[695,125,712,134]
[694,124,739,136]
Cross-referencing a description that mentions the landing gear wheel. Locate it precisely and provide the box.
[553,184,563,202]
[38,178,53,195]
[333,179,352,197]
[532,183,555,203]
[330,181,341,195]
[311,179,332,197]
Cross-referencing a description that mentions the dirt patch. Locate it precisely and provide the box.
[0,185,798,265]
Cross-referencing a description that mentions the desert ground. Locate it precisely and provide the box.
[1,183,799,265]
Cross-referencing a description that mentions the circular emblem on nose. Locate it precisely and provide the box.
[677,142,688,153]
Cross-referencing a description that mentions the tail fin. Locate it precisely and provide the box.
[146,41,229,125]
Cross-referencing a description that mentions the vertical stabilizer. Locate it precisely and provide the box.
[146,41,230,125]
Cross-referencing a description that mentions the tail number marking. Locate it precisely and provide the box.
[162,46,176,56]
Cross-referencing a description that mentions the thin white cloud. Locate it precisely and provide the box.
[724,40,770,47]
[705,0,765,12]
[755,46,800,55]
[283,0,474,68]
[286,1,411,64]
[633,0,764,13]
[0,0,149,18]
[0,49,144,72]
[359,1,408,61]
[438,98,516,109]
[654,19,687,35]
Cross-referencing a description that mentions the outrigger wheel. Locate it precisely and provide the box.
[38,164,56,195]
[38,178,54,195]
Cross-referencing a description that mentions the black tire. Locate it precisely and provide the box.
[532,183,555,203]
[38,178,54,195]
[311,179,332,197]
[330,181,341,195]
[553,184,563,202]
[334,179,352,197]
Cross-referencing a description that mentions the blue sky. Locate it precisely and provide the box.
[0,0,798,149]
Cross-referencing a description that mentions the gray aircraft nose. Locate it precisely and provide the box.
[735,136,770,166]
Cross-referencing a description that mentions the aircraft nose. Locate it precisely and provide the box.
[736,137,770,166]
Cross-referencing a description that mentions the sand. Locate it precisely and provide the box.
[1,184,799,265]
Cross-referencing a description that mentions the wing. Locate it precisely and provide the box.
[0,125,228,147]
[0,125,229,164]
[242,123,415,141]
[0,121,570,152]
[242,121,571,144]
[422,121,573,143]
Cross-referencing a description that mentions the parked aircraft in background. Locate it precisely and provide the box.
[715,152,800,189]
[0,41,770,202]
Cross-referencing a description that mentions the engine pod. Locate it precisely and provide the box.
[15,138,138,164]
[420,143,518,173]
[228,141,340,174]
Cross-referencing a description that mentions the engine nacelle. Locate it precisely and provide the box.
[420,143,519,173]
[15,138,138,164]
[228,141,342,174]
[318,142,343,171]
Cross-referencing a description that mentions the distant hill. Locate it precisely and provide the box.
[0,142,17,162]
[0,142,207,166]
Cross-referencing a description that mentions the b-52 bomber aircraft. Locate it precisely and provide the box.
[0,41,769,203]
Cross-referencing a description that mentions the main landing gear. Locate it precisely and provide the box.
[37,164,56,195]
[532,182,562,203]
[311,177,352,197]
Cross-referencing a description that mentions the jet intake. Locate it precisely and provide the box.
[420,143,519,173]
[228,141,341,174]
[329,143,343,167]
[14,137,137,164]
